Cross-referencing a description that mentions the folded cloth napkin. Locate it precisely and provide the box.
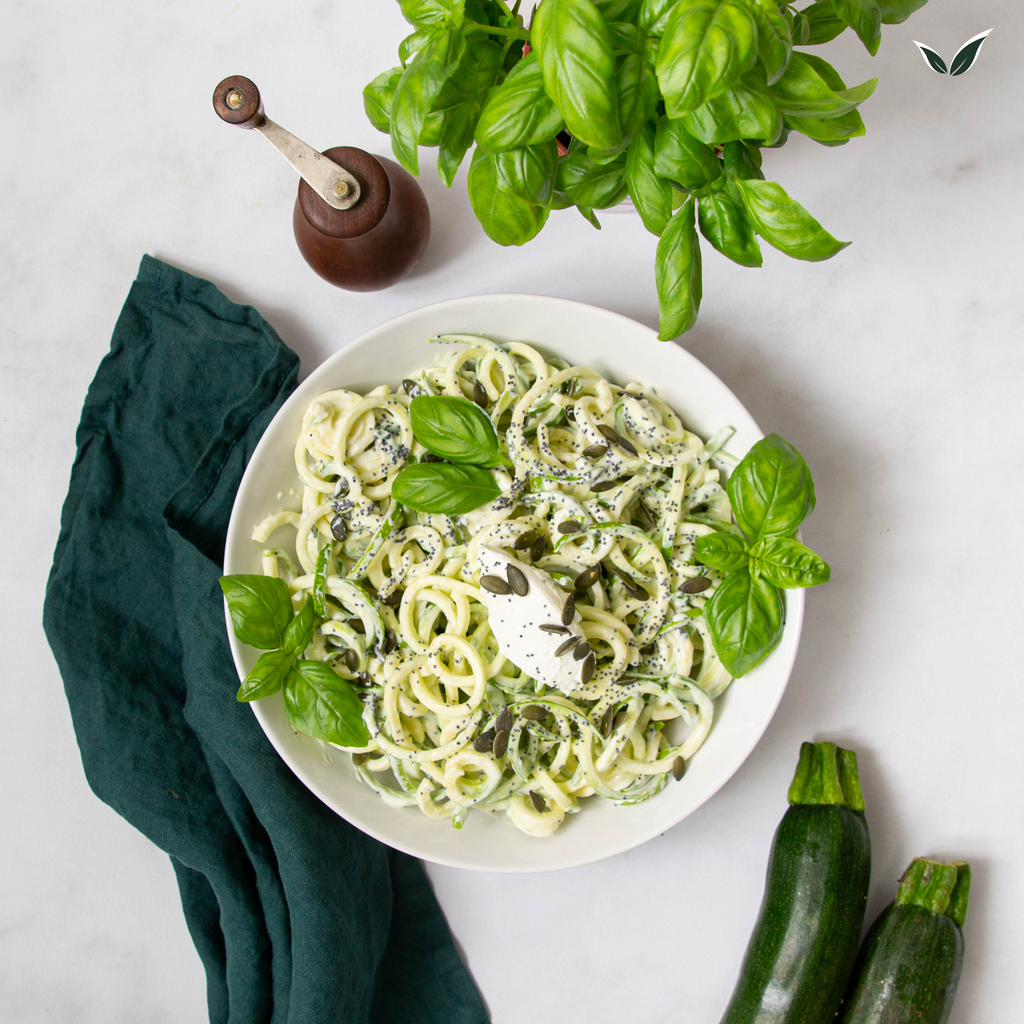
[43,255,489,1024]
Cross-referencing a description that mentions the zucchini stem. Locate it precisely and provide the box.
[787,741,864,809]
[896,857,972,925]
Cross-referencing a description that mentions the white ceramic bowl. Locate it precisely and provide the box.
[224,294,803,872]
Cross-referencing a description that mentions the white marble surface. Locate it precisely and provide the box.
[3,1,1023,1020]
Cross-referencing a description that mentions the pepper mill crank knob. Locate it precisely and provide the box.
[212,76,429,291]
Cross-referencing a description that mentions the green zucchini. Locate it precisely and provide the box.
[836,858,970,1024]
[719,741,871,1024]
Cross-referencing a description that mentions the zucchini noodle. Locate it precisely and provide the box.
[254,335,739,837]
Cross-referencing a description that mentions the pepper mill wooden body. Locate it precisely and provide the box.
[213,76,429,291]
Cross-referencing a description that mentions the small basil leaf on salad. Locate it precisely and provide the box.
[703,566,785,678]
[313,547,329,619]
[749,535,832,589]
[282,595,315,657]
[238,648,295,703]
[283,661,369,747]
[726,432,816,541]
[695,532,751,572]
[219,574,294,650]
[392,462,502,515]
[410,394,508,466]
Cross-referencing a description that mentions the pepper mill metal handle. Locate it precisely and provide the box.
[212,76,430,292]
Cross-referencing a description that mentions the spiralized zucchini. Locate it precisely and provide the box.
[254,335,739,837]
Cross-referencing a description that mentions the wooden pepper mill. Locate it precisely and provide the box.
[212,75,430,291]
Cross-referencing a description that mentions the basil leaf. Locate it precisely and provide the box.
[391,29,467,175]
[410,394,507,466]
[556,148,629,209]
[363,66,404,133]
[797,1,846,43]
[654,116,721,189]
[784,108,864,145]
[284,661,369,747]
[594,0,643,20]
[577,204,602,228]
[437,104,479,184]
[747,0,792,83]
[283,594,315,657]
[237,648,294,703]
[698,189,762,266]
[681,75,781,144]
[475,53,564,152]
[767,52,876,118]
[703,567,784,677]
[656,0,758,118]
[608,21,646,54]
[830,0,880,55]
[498,140,559,206]
[638,0,679,34]
[625,124,672,235]
[695,532,750,571]
[392,462,502,515]
[616,52,662,144]
[655,196,702,339]
[727,432,816,540]
[730,176,849,260]
[467,146,551,245]
[399,0,465,29]
[722,139,764,180]
[219,574,294,650]
[796,50,848,90]
[876,0,929,24]
[749,535,831,588]
[531,0,623,150]
[313,547,329,619]
[400,27,438,66]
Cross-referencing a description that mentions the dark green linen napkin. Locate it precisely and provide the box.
[43,255,489,1024]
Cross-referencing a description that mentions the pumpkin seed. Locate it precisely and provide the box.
[352,752,368,766]
[672,756,686,781]
[640,644,656,658]
[422,452,442,463]
[575,564,601,590]
[561,593,575,625]
[530,536,545,561]
[565,406,576,422]
[624,581,649,602]
[529,791,547,812]
[506,564,529,596]
[344,648,359,672]
[521,704,547,721]
[495,706,513,735]
[539,623,570,635]
[565,378,577,397]
[348,618,365,633]
[492,729,509,759]
[480,574,512,595]
[513,530,538,550]
[572,640,592,661]
[590,479,618,493]
[680,576,712,594]
[555,636,580,657]
[473,729,496,753]
[613,710,627,731]
[472,380,488,408]
[598,424,622,445]
[557,520,582,535]
[581,652,596,684]
[330,515,348,541]
[401,379,416,394]
[382,630,397,655]
[633,503,654,530]
[380,588,403,606]
[358,672,371,686]
[600,707,615,737]
[617,437,638,457]
[582,444,608,458]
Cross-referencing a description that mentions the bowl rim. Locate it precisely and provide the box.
[224,292,804,871]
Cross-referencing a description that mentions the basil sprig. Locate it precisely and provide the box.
[391,394,507,515]
[364,0,930,337]
[696,433,830,677]
[219,575,369,747]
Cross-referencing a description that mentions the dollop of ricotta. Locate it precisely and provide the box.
[476,545,586,695]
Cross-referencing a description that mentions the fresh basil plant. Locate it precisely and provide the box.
[364,0,928,337]
[696,432,830,676]
[391,393,507,514]
[219,575,369,747]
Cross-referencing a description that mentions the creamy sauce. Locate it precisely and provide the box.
[476,545,586,695]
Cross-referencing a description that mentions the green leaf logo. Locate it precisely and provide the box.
[914,29,991,76]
